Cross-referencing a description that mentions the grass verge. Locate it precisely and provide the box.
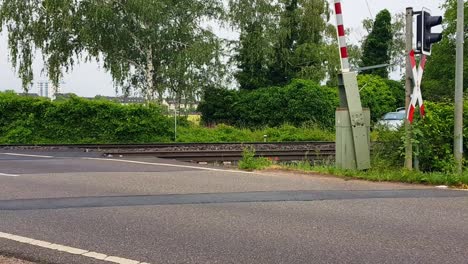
[275,161,468,188]
[177,124,334,143]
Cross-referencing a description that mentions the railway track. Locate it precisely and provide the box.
[0,142,336,162]
[104,149,335,162]
[0,141,333,149]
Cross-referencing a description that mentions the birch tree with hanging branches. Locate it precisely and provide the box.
[0,0,226,102]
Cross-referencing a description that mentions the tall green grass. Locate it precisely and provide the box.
[238,148,273,171]
[176,124,334,143]
[283,161,468,187]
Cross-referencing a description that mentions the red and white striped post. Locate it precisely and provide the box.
[334,0,350,72]
[334,0,371,170]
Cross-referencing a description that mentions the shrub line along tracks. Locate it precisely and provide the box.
[0,142,335,163]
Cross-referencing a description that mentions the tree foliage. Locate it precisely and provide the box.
[229,0,277,90]
[229,0,339,89]
[0,0,342,95]
[199,74,404,127]
[384,78,406,108]
[413,100,468,172]
[360,9,393,78]
[423,0,468,102]
[357,74,398,122]
[0,0,225,102]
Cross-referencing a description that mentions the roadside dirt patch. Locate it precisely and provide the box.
[0,256,35,264]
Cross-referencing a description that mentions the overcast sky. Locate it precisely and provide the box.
[0,0,445,97]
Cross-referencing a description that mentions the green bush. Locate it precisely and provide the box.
[0,92,173,144]
[199,79,339,129]
[371,100,468,172]
[200,76,403,128]
[413,101,466,172]
[358,74,398,122]
[384,78,405,109]
[0,91,335,144]
[197,87,239,126]
[371,127,405,169]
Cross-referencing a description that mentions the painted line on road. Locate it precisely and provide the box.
[0,173,19,177]
[0,153,54,158]
[0,231,150,264]
[84,157,255,174]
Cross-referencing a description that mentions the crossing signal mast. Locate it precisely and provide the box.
[333,0,371,170]
[415,10,443,55]
[404,8,443,170]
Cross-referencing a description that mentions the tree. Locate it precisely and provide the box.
[423,0,468,102]
[388,12,406,73]
[229,0,339,89]
[270,0,334,85]
[354,12,405,75]
[269,0,300,85]
[347,44,363,70]
[229,0,277,90]
[360,9,393,78]
[0,0,225,102]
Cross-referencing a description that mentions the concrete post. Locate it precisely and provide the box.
[405,8,413,170]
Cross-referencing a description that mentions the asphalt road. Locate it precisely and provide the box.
[0,150,467,264]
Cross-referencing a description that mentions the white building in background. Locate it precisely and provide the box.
[37,81,49,98]
[37,80,63,99]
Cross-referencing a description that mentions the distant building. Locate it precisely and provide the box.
[37,81,62,99]
[96,96,146,105]
[162,98,199,112]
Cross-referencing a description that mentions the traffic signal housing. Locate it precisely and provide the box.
[416,11,443,55]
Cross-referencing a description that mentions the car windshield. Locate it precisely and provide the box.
[382,112,405,120]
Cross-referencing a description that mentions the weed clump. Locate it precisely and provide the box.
[238,147,272,171]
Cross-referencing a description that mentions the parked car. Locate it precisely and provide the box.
[376,111,406,130]
[396,107,406,113]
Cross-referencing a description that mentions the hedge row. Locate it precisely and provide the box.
[0,91,335,144]
[199,79,339,129]
[198,76,404,128]
[0,92,173,144]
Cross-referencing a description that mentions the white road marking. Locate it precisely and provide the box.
[84,157,255,174]
[0,173,19,177]
[0,231,150,264]
[0,153,54,158]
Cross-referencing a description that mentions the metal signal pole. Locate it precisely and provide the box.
[405,7,413,170]
[454,0,464,174]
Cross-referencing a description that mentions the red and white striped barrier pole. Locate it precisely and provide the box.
[407,50,426,123]
[334,0,350,72]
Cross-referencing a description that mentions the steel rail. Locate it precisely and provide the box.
[102,146,336,163]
